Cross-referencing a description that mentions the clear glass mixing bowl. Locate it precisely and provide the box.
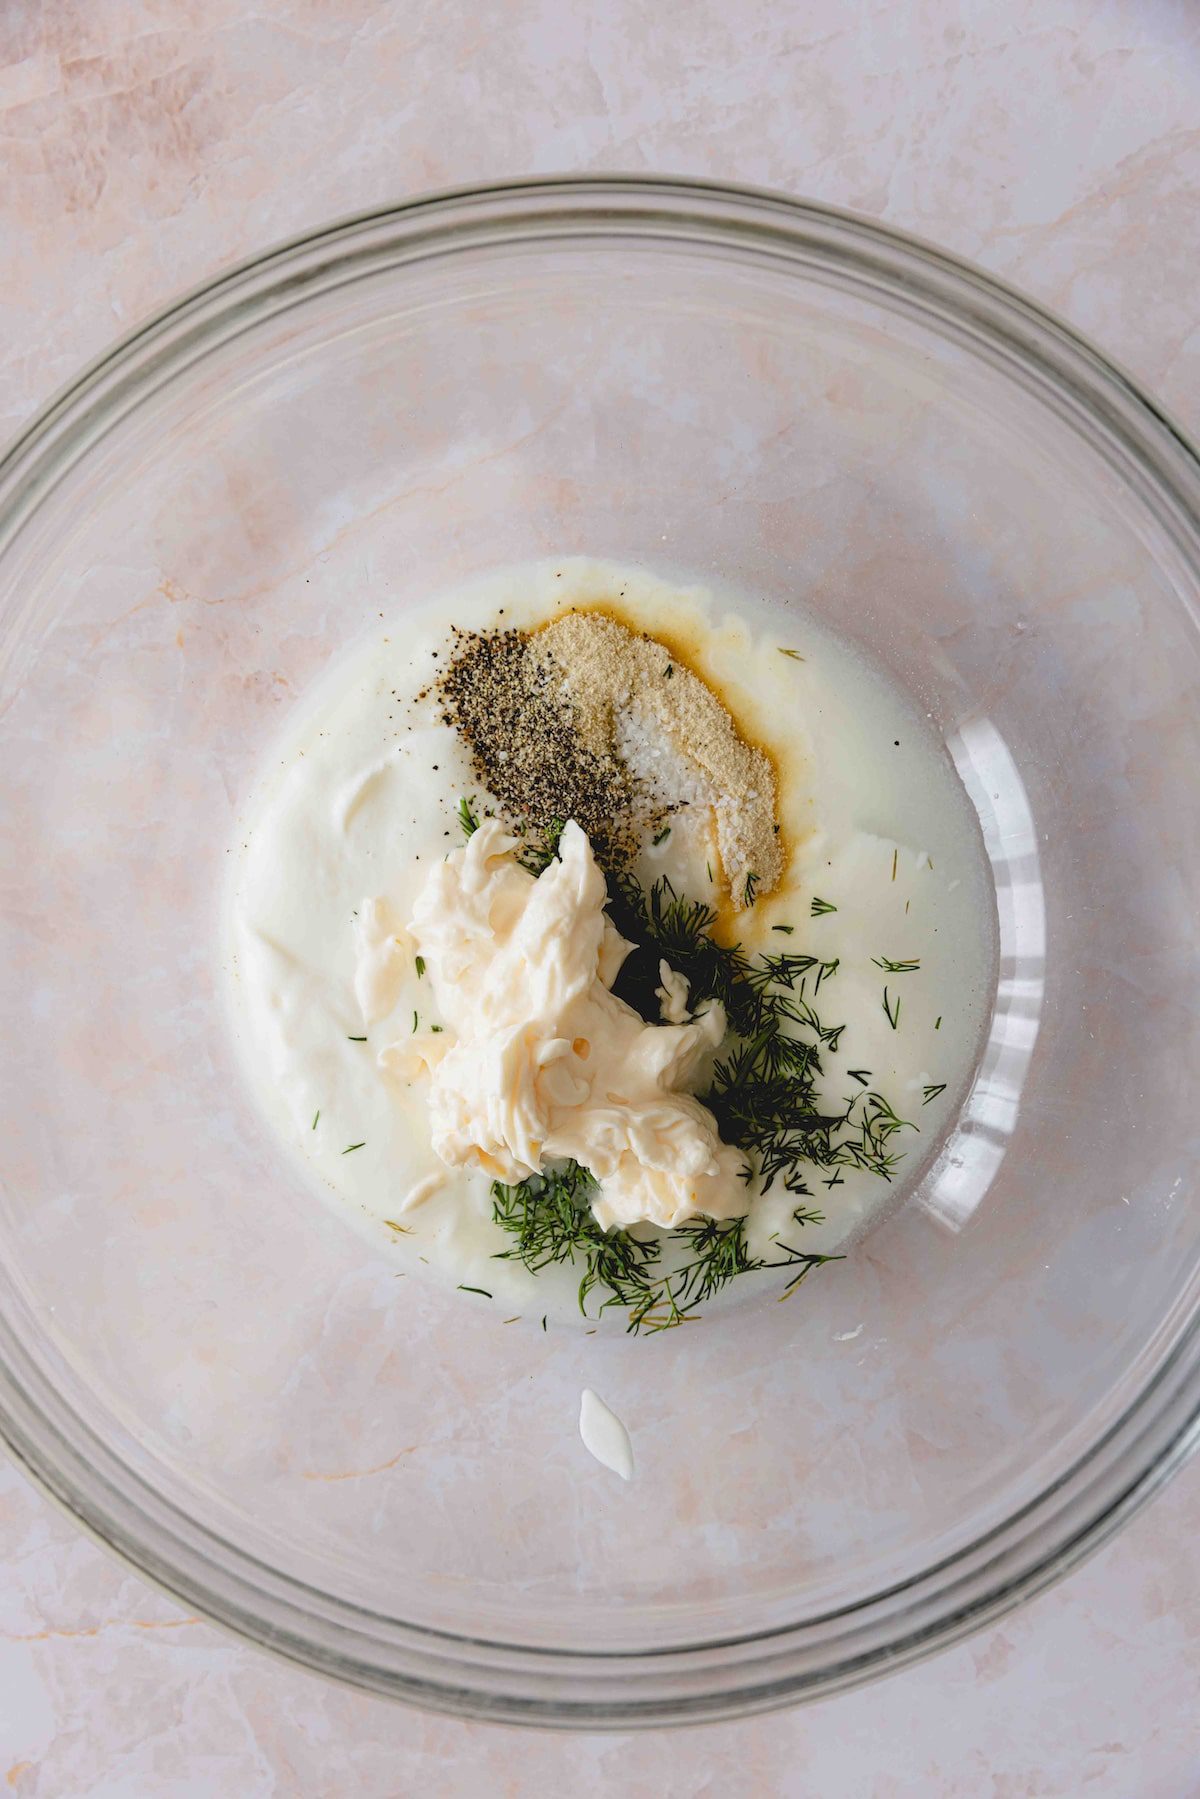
[0,178,1198,1727]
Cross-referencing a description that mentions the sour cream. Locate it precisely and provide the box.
[222,557,997,1321]
[579,1389,634,1480]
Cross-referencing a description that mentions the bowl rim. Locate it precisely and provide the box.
[1,173,1199,1727]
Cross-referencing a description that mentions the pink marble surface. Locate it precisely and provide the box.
[1,1,1198,1792]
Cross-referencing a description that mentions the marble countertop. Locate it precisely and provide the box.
[1,2,1198,1792]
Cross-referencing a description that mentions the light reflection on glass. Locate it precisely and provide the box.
[919,715,1045,1232]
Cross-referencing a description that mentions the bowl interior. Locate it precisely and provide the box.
[1,194,1198,1684]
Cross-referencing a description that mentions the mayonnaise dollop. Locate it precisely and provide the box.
[372,818,747,1231]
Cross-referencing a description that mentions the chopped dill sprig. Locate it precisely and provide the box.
[777,647,806,661]
[871,956,921,974]
[882,987,901,1031]
[652,825,671,846]
[891,848,899,881]
[491,1163,838,1335]
[383,1218,411,1235]
[482,869,916,1330]
[814,957,839,994]
[492,1162,656,1318]
[772,924,794,935]
[517,816,566,876]
[608,874,746,1025]
[415,955,426,978]
[847,1069,871,1087]
[457,1284,493,1299]
[311,1109,320,1130]
[342,1141,366,1155]
[836,1090,914,1176]
[347,1034,367,1042]
[457,795,480,837]
[922,1082,948,1105]
[412,1010,418,1032]
[934,1015,942,1031]
[810,896,837,917]
[743,870,760,906]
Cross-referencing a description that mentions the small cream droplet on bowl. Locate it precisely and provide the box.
[579,1388,634,1480]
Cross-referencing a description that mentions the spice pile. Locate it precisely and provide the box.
[435,625,641,871]
[434,609,782,906]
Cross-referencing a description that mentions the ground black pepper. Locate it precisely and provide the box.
[435,626,643,871]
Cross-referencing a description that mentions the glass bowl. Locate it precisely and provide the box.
[1,177,1198,1728]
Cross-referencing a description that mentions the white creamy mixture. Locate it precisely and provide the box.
[224,558,997,1321]
[579,1390,634,1481]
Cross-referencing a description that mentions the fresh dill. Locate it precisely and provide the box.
[491,1163,837,1334]
[457,1284,493,1299]
[516,816,566,876]
[384,1219,411,1235]
[772,924,794,935]
[891,848,898,882]
[412,1010,418,1032]
[347,1035,367,1042]
[492,1162,655,1318]
[810,896,837,917]
[777,647,806,661]
[871,956,921,974]
[342,1141,366,1155]
[934,1015,942,1030]
[922,1082,947,1105]
[882,987,901,1031]
[311,1109,320,1130]
[415,955,426,978]
[457,795,480,837]
[652,825,671,846]
[814,957,839,994]
[484,870,916,1331]
[743,870,760,906]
